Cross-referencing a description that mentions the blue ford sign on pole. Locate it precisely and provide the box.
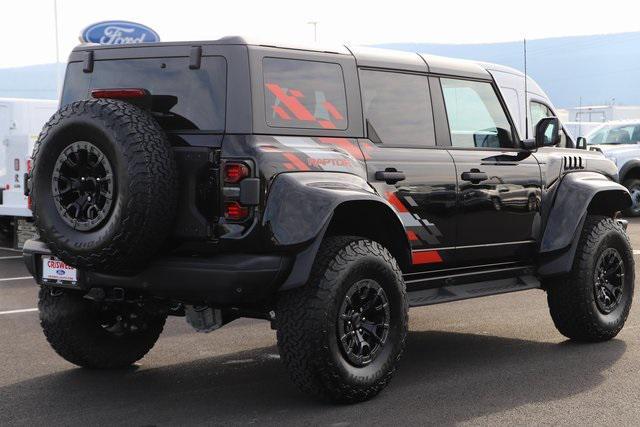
[80,21,160,45]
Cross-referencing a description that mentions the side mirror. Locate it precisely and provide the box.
[576,136,587,150]
[535,117,560,147]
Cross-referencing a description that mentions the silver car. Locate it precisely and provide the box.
[588,121,640,215]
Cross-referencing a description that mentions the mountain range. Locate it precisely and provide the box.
[2,32,640,108]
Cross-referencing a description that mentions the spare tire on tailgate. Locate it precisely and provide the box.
[30,98,177,273]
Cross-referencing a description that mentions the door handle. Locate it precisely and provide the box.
[461,169,488,184]
[375,169,406,185]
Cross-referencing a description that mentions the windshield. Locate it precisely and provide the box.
[587,123,640,145]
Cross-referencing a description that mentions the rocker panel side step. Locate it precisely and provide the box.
[407,275,541,307]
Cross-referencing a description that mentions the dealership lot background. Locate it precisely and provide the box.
[2,223,640,424]
[4,0,640,424]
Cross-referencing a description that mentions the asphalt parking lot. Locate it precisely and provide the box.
[2,221,640,426]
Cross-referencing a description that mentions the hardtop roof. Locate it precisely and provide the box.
[70,36,503,79]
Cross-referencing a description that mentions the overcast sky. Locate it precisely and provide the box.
[2,0,640,68]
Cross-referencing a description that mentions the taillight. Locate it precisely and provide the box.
[222,161,253,222]
[224,201,249,221]
[224,162,250,184]
[91,88,148,99]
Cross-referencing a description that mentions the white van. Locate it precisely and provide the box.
[479,62,574,146]
[0,98,58,247]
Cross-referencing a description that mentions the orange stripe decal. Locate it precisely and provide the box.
[273,105,291,120]
[265,83,315,121]
[323,101,344,120]
[317,137,367,160]
[411,250,443,265]
[407,230,419,241]
[282,152,310,171]
[386,192,408,213]
[318,120,337,129]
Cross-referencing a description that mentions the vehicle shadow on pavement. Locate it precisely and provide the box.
[1,330,626,425]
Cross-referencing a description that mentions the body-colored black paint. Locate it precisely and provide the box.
[361,141,457,269]
[32,38,632,310]
[448,149,542,265]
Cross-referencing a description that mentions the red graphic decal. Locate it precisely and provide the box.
[318,137,368,160]
[411,250,443,265]
[273,105,291,120]
[323,101,344,120]
[318,120,337,129]
[407,230,419,241]
[386,192,408,213]
[283,162,295,170]
[265,83,316,121]
[282,152,310,171]
[288,89,303,98]
[259,145,281,152]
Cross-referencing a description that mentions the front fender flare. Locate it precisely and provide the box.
[538,171,631,276]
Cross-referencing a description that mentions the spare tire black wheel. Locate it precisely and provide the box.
[30,99,178,273]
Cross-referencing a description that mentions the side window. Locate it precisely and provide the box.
[633,126,640,143]
[359,69,435,148]
[605,125,635,144]
[588,129,605,145]
[263,58,348,130]
[530,101,569,147]
[441,78,514,149]
[530,102,551,128]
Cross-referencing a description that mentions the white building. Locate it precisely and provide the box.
[567,105,640,122]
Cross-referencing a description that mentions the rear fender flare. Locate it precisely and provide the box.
[262,172,410,289]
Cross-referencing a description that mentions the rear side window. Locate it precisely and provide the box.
[66,56,227,132]
[359,70,435,148]
[263,58,348,130]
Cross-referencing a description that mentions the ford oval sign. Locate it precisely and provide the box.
[80,21,160,45]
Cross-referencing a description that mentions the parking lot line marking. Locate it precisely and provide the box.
[634,250,640,255]
[0,246,21,252]
[0,256,22,260]
[0,276,33,282]
[0,308,38,315]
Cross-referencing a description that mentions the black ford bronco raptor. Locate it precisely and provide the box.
[24,37,634,403]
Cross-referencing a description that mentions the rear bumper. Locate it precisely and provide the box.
[23,239,292,306]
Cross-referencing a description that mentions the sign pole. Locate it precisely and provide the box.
[53,0,61,99]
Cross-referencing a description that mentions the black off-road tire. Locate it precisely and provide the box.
[30,99,177,273]
[546,216,634,342]
[623,179,640,217]
[276,236,408,403]
[38,288,167,369]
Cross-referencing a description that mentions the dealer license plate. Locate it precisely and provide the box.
[41,256,78,284]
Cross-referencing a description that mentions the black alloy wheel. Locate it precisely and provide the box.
[593,247,625,314]
[51,141,114,232]
[337,279,391,367]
